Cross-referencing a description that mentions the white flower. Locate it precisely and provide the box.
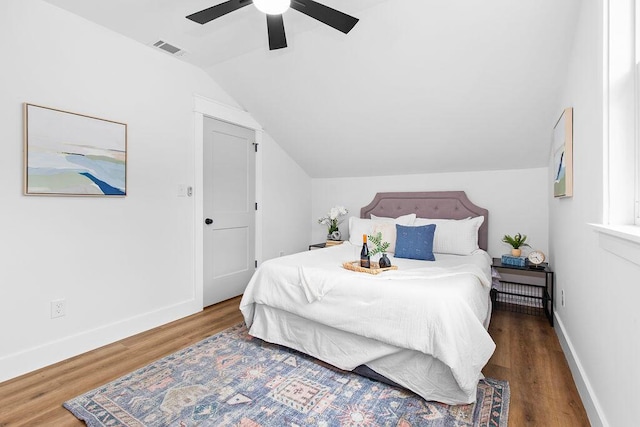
[329,207,339,220]
[317,205,348,231]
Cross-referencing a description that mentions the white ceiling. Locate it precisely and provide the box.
[44,0,581,178]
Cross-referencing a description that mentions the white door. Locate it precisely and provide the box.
[203,117,256,307]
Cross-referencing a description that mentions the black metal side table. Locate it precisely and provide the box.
[491,258,554,326]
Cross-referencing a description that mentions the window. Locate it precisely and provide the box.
[606,0,637,225]
[593,0,640,263]
[636,1,640,224]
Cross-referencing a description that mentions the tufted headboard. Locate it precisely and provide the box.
[360,191,489,251]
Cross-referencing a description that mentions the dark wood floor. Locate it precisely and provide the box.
[0,298,590,426]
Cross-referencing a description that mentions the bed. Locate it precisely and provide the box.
[239,191,495,404]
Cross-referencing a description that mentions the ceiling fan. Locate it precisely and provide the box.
[186,0,359,50]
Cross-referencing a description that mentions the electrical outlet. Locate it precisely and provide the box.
[561,289,565,307]
[279,251,285,257]
[51,299,66,318]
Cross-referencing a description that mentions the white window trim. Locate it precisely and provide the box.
[603,0,638,226]
[590,223,640,266]
[596,0,640,260]
[636,1,640,225]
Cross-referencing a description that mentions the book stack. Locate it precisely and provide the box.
[325,240,343,247]
[501,254,526,267]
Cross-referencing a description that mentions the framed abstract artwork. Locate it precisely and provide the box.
[23,103,127,196]
[553,107,573,198]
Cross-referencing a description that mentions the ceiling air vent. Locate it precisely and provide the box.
[152,40,186,56]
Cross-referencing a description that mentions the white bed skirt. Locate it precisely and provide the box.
[248,304,482,404]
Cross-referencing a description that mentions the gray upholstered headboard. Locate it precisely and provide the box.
[360,191,489,251]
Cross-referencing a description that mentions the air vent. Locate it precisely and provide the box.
[152,40,186,56]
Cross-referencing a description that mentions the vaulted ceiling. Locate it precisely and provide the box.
[44,0,581,178]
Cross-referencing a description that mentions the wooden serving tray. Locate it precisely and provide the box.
[342,260,398,275]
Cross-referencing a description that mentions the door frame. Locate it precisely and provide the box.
[193,94,263,308]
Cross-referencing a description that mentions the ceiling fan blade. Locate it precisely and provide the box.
[186,0,253,24]
[267,14,287,50]
[290,0,358,34]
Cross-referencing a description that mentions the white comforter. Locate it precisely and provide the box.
[240,243,496,403]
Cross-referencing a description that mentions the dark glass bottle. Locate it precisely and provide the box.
[360,234,370,268]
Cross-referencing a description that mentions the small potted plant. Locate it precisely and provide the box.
[368,232,391,268]
[502,233,529,257]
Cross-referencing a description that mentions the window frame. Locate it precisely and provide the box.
[636,1,640,225]
[606,0,637,226]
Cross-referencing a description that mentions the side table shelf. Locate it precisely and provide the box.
[491,258,554,326]
[309,241,344,250]
[309,243,327,250]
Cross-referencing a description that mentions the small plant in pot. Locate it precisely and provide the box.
[367,232,392,268]
[502,233,530,257]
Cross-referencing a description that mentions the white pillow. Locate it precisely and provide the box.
[371,222,397,254]
[348,214,416,252]
[413,216,484,255]
[370,213,416,225]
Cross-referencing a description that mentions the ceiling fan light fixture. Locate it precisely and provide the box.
[253,0,290,15]
[187,0,358,51]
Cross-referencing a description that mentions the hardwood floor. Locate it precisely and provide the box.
[484,310,590,426]
[0,299,589,426]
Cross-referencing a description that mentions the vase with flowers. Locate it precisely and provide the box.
[318,206,348,240]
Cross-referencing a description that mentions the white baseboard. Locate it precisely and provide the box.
[0,299,201,384]
[554,312,608,427]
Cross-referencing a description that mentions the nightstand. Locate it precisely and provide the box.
[309,241,344,250]
[491,258,554,326]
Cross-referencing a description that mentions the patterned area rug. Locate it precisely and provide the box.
[64,324,509,426]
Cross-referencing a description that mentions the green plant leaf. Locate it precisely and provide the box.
[367,232,390,257]
[502,233,530,248]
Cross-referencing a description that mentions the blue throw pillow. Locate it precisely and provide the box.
[394,224,436,261]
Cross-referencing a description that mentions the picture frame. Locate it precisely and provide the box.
[23,103,127,196]
[552,107,573,198]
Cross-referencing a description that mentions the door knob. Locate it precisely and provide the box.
[205,218,213,225]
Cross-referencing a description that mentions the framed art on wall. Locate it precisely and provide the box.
[553,107,573,198]
[23,103,127,196]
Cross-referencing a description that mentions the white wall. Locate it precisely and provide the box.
[0,0,311,382]
[260,132,312,259]
[312,168,549,258]
[551,1,640,426]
